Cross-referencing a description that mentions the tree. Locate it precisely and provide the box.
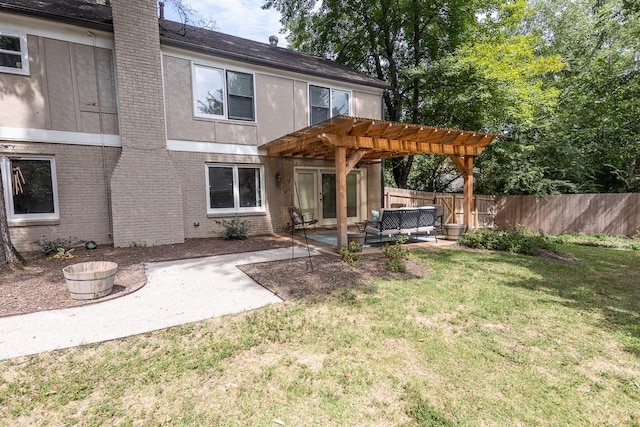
[492,0,640,194]
[265,0,566,191]
[0,170,23,268]
[264,0,485,187]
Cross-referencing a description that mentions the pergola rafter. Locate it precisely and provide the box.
[263,116,499,249]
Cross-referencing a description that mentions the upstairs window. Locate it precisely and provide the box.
[193,64,255,121]
[1,156,59,221]
[309,85,351,124]
[226,71,254,121]
[0,32,29,75]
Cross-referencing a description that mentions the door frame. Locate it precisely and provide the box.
[294,166,367,227]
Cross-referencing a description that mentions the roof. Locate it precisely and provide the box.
[263,116,500,159]
[0,0,390,90]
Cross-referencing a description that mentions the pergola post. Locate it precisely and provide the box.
[449,154,475,231]
[463,156,474,231]
[335,145,347,249]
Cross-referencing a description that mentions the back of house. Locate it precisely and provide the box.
[0,0,387,251]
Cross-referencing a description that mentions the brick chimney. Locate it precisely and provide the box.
[109,0,185,247]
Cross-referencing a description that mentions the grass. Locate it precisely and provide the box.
[1,243,639,425]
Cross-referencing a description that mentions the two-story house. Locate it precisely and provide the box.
[1,0,498,252]
[0,0,390,251]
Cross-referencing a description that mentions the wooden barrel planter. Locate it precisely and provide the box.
[63,261,118,300]
[443,224,467,240]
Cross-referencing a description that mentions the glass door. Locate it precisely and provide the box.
[295,171,317,222]
[296,168,365,227]
[321,173,358,220]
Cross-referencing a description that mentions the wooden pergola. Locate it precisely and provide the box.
[263,116,499,248]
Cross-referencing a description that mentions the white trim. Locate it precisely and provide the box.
[0,127,121,147]
[191,62,257,123]
[1,155,60,221]
[0,12,114,49]
[308,83,353,125]
[167,139,259,155]
[192,63,226,120]
[294,166,367,225]
[226,70,256,122]
[205,163,265,214]
[0,31,29,75]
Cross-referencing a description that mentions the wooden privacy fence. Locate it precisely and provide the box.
[384,187,496,228]
[384,189,640,236]
[495,193,640,237]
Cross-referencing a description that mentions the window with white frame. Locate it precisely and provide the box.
[206,164,264,213]
[0,32,29,75]
[309,85,351,124]
[1,156,59,220]
[193,64,255,121]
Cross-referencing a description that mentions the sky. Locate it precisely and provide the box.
[164,0,285,46]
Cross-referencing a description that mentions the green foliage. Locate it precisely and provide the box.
[49,247,75,261]
[381,236,410,272]
[476,0,640,195]
[458,226,555,255]
[339,241,362,265]
[32,236,76,257]
[215,216,248,240]
[407,155,461,192]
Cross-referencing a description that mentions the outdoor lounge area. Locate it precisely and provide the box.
[299,228,440,248]
[294,206,443,248]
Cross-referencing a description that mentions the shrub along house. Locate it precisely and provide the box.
[0,0,497,252]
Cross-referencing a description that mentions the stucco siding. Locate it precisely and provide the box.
[0,34,118,135]
[216,122,257,145]
[0,36,46,129]
[293,80,308,130]
[353,90,382,119]
[163,54,216,142]
[256,74,294,145]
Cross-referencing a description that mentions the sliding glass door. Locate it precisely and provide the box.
[295,168,365,226]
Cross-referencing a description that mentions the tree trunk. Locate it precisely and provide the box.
[390,156,414,188]
[0,172,23,266]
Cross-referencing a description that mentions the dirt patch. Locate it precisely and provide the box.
[240,253,430,301]
[538,249,574,263]
[0,235,289,317]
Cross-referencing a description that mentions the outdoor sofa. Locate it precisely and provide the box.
[364,206,438,244]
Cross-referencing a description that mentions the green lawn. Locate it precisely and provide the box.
[1,244,639,426]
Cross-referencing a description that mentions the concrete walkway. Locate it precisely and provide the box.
[0,246,319,360]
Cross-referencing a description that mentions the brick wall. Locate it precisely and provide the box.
[109,0,184,247]
[7,143,118,252]
[168,151,288,239]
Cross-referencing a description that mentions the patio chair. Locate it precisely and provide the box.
[288,207,318,230]
[288,207,318,268]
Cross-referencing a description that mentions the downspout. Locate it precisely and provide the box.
[88,31,113,239]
